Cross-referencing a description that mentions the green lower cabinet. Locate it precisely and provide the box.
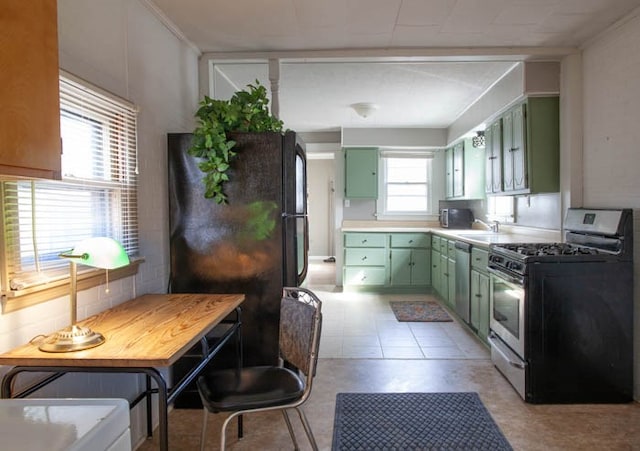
[343,231,431,292]
[447,257,456,309]
[343,232,387,288]
[390,249,431,286]
[470,269,490,344]
[439,253,449,301]
[344,248,387,266]
[344,267,387,286]
[431,249,441,294]
[411,249,431,285]
[390,249,412,285]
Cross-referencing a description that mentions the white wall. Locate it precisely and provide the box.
[307,157,336,257]
[0,0,200,447]
[581,8,640,398]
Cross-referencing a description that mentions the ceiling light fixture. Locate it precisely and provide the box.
[351,102,379,119]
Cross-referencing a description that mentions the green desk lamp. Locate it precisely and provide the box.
[39,237,130,352]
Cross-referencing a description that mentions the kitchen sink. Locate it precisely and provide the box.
[456,233,508,243]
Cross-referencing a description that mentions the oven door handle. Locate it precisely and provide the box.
[487,266,524,286]
[488,332,526,370]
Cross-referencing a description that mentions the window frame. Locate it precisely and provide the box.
[0,71,141,312]
[376,150,435,220]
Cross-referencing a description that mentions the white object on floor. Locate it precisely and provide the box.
[0,398,131,451]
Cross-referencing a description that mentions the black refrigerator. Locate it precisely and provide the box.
[167,131,308,404]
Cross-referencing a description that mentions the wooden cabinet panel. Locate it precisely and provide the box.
[447,257,456,309]
[486,97,559,196]
[503,103,527,192]
[439,253,449,303]
[344,148,378,199]
[410,249,431,286]
[452,142,464,197]
[445,139,484,200]
[485,119,503,194]
[0,0,61,179]
[445,147,454,198]
[470,269,490,344]
[390,249,412,285]
[431,248,441,295]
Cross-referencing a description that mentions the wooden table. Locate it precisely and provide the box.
[0,293,244,451]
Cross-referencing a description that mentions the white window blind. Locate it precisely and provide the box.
[381,151,433,215]
[1,73,139,291]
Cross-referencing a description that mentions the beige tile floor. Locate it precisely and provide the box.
[137,260,640,450]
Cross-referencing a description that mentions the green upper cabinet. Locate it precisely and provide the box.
[445,139,484,200]
[518,96,560,195]
[344,147,379,199]
[445,144,463,198]
[502,103,527,192]
[487,96,559,196]
[445,146,454,198]
[485,119,503,194]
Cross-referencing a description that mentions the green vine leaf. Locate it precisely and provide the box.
[188,81,283,203]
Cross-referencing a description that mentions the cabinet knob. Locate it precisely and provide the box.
[361,256,367,261]
[362,239,367,243]
[409,239,413,243]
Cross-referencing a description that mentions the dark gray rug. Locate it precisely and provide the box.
[332,392,512,450]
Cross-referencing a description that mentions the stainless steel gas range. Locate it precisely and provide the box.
[487,208,633,404]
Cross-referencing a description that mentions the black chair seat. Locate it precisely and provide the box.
[197,287,321,450]
[198,366,305,412]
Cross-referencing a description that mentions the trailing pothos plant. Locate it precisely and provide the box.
[188,81,284,203]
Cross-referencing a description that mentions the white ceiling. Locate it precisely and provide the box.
[148,0,640,134]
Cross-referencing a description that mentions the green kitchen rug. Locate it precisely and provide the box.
[389,300,452,322]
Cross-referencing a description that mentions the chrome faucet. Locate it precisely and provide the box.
[475,219,500,233]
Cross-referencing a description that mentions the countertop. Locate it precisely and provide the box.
[341,220,561,247]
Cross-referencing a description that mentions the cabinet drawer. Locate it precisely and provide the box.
[344,248,387,266]
[471,247,489,272]
[432,235,441,249]
[344,233,386,248]
[390,233,429,248]
[344,267,386,286]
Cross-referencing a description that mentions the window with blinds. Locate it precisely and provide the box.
[1,72,139,292]
[380,151,433,216]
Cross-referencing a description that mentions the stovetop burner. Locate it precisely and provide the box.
[498,242,601,257]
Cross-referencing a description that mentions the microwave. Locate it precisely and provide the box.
[440,208,474,229]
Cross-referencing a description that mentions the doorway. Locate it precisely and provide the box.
[305,152,338,289]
